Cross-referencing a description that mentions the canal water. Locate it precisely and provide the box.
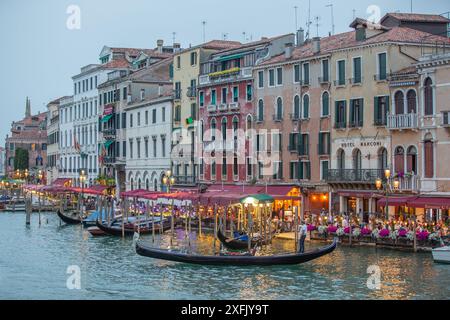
[0,211,449,300]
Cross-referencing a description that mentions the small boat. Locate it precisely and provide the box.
[57,210,83,225]
[96,218,171,237]
[5,198,26,212]
[432,246,450,264]
[82,210,110,228]
[87,226,107,237]
[217,228,274,250]
[135,239,337,266]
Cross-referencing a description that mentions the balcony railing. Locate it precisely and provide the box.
[389,176,420,192]
[349,120,363,128]
[103,156,116,165]
[187,87,197,98]
[102,128,116,138]
[327,169,384,183]
[218,103,228,112]
[229,102,240,111]
[207,105,217,113]
[387,113,418,130]
[199,67,253,86]
[174,89,182,100]
[173,175,198,185]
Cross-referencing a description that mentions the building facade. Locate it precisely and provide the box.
[171,40,241,187]
[0,147,5,177]
[46,97,66,185]
[5,98,48,179]
[197,34,295,186]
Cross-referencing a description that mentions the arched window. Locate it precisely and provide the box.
[407,146,417,174]
[424,135,434,178]
[353,149,362,171]
[321,92,329,117]
[337,149,345,170]
[293,95,300,119]
[395,91,405,115]
[146,179,150,191]
[424,78,433,116]
[221,117,227,141]
[138,178,142,190]
[130,178,134,191]
[407,90,417,114]
[211,118,217,141]
[154,179,158,191]
[258,99,264,122]
[246,114,253,140]
[378,148,388,171]
[303,94,310,119]
[200,120,204,141]
[276,97,283,120]
[394,146,405,174]
[232,116,239,141]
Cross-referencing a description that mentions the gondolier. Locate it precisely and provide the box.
[298,220,307,253]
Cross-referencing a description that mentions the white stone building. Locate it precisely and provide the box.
[124,94,173,191]
[46,97,66,185]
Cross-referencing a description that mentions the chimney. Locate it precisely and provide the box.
[312,37,321,54]
[157,39,164,53]
[284,43,293,59]
[25,97,31,118]
[173,43,181,53]
[296,28,305,46]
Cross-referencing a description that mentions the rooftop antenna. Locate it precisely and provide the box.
[222,33,228,40]
[314,16,321,37]
[172,32,176,45]
[294,5,299,32]
[202,20,207,43]
[306,0,312,39]
[326,4,335,35]
[410,0,413,13]
[242,31,247,42]
[352,9,356,20]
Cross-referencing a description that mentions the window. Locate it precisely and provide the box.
[153,137,157,157]
[318,132,330,155]
[190,52,197,66]
[257,99,264,122]
[199,91,204,107]
[129,140,133,159]
[122,113,127,129]
[377,53,387,80]
[293,95,300,119]
[221,118,227,141]
[222,157,227,179]
[190,103,196,120]
[137,112,141,126]
[353,57,362,84]
[268,69,275,87]
[302,63,310,85]
[211,160,216,178]
[258,71,264,88]
[152,109,157,123]
[290,161,299,179]
[321,92,329,117]
[424,136,434,178]
[123,87,127,100]
[273,161,283,180]
[276,67,283,85]
[271,132,282,152]
[288,132,299,152]
[233,156,238,178]
[407,146,417,174]
[353,149,362,171]
[145,111,149,125]
[221,87,227,104]
[232,86,238,103]
[424,78,433,116]
[320,160,329,181]
[321,59,329,82]
[298,134,309,156]
[302,95,310,119]
[299,161,311,180]
[395,91,405,115]
[256,133,266,152]
[176,56,181,69]
[394,146,405,174]
[294,64,301,83]
[378,148,388,171]
[275,97,283,121]
[407,90,417,113]
[246,157,252,179]
[211,118,217,141]
[130,113,133,128]
[211,89,217,105]
[137,139,141,159]
[374,96,389,126]
[258,161,264,179]
[349,98,363,127]
[246,84,252,101]
[337,60,346,85]
[335,101,347,128]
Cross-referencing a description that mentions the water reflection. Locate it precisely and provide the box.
[0,211,448,300]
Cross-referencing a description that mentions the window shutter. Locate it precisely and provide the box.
[289,133,294,151]
[335,101,339,126]
[350,100,355,124]
[299,162,304,180]
[327,133,331,155]
[306,162,311,180]
[343,101,347,126]
[360,99,364,124]
[374,97,379,124]
[290,162,294,179]
[297,133,303,154]
[318,132,323,154]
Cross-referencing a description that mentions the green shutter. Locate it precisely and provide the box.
[318,133,323,155]
[327,133,331,155]
[379,53,387,79]
[290,162,294,179]
[306,162,311,180]
[386,95,390,115]
[299,162,304,180]
[335,101,339,126]
[343,101,347,126]
[374,97,379,125]
[350,100,355,125]
[354,58,361,82]
[360,99,364,125]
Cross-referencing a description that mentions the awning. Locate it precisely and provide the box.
[103,104,114,115]
[104,140,114,149]
[264,185,299,198]
[101,114,113,123]
[338,191,380,199]
[407,197,450,209]
[216,53,244,62]
[52,178,71,186]
[377,196,416,207]
[240,194,274,204]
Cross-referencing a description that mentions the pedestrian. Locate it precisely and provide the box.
[298,220,307,253]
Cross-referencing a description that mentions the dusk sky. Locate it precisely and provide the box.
[1,0,449,145]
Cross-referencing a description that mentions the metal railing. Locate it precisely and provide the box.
[326,169,384,183]
[186,87,197,98]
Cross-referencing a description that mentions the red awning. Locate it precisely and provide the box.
[377,196,416,207]
[406,196,450,209]
[264,185,298,197]
[53,178,71,186]
[338,191,380,199]
[103,104,114,115]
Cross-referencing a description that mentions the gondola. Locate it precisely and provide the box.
[96,219,172,237]
[217,228,266,250]
[57,210,82,225]
[135,239,337,266]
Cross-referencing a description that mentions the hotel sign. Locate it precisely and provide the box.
[340,141,383,148]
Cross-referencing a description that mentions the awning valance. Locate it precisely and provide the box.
[101,114,113,123]
[216,53,244,62]
[104,140,114,149]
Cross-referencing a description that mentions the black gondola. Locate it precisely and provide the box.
[135,239,337,266]
[57,210,82,225]
[96,219,172,237]
[217,228,266,250]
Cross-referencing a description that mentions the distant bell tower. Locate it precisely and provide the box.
[25,97,31,118]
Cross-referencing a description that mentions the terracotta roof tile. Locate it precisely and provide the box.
[102,59,132,69]
[202,40,242,50]
[382,13,450,24]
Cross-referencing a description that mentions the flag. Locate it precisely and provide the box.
[99,144,107,165]
[74,134,81,153]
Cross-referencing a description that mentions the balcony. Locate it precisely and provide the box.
[327,169,384,183]
[349,120,363,128]
[186,87,197,98]
[229,102,240,111]
[207,105,217,113]
[203,140,235,152]
[173,176,198,186]
[318,77,330,84]
[218,103,228,112]
[103,156,116,165]
[102,128,116,139]
[199,67,253,86]
[174,89,182,100]
[334,79,347,86]
[387,113,418,130]
[389,176,420,192]
[373,74,389,81]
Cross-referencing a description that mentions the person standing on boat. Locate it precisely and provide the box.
[298,220,307,253]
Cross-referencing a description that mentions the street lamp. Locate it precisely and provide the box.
[38,170,43,184]
[79,170,87,215]
[162,170,175,193]
[375,168,399,222]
